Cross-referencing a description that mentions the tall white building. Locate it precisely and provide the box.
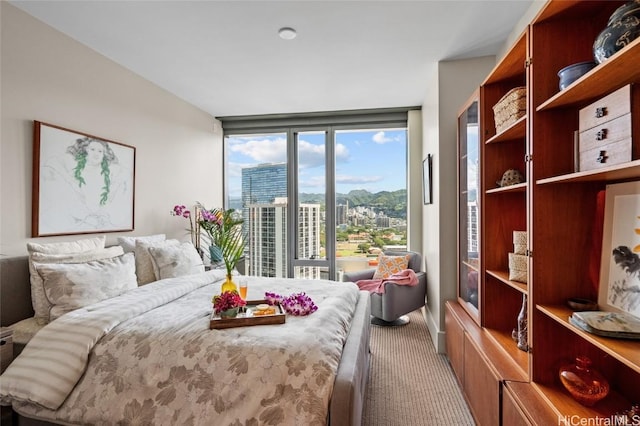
[247,198,321,279]
[467,201,478,254]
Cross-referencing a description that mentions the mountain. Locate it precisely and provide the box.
[302,189,407,218]
[231,189,408,219]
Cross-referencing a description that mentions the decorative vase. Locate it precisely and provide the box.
[219,307,239,318]
[593,0,640,64]
[516,294,529,352]
[209,245,224,263]
[221,274,237,293]
[559,356,610,406]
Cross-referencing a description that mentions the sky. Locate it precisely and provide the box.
[225,128,407,197]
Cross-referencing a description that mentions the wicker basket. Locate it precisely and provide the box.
[508,252,528,284]
[513,231,527,255]
[493,87,526,133]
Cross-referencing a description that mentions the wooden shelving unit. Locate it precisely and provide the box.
[448,1,640,423]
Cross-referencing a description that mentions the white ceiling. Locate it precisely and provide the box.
[10,0,535,118]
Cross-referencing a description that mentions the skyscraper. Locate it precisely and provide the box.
[241,163,287,206]
[241,164,321,279]
[247,198,321,279]
[247,201,287,278]
[336,202,348,225]
[241,163,288,242]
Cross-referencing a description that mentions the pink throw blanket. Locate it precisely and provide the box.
[356,269,418,294]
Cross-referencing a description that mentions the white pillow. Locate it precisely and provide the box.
[30,246,124,264]
[117,234,166,253]
[134,239,180,285]
[27,236,108,324]
[34,253,137,321]
[27,235,106,255]
[148,242,205,280]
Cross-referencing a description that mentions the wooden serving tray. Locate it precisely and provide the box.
[209,299,286,329]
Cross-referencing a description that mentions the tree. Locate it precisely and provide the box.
[357,243,370,254]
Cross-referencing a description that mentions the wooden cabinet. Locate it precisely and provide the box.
[449,0,640,423]
[445,301,527,425]
[502,384,532,426]
[445,301,465,386]
[463,333,501,426]
[530,0,640,417]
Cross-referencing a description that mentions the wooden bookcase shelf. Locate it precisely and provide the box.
[486,182,526,195]
[485,327,529,376]
[486,115,526,144]
[486,269,527,294]
[534,383,631,420]
[449,1,640,423]
[462,259,479,272]
[537,37,640,112]
[537,160,640,185]
[538,304,640,373]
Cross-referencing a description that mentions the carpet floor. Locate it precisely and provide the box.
[362,310,475,426]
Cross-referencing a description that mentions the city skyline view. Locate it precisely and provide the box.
[225,128,408,197]
[226,128,409,279]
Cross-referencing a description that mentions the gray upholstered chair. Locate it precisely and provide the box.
[343,251,426,326]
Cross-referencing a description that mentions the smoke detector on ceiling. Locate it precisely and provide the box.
[278,27,297,40]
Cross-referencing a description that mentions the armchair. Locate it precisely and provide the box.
[343,251,427,326]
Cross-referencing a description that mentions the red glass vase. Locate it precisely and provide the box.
[559,356,610,406]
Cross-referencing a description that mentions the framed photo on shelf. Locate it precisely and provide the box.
[423,154,433,205]
[32,121,136,237]
[598,181,640,319]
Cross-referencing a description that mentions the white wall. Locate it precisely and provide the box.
[421,56,496,352]
[0,3,223,257]
[407,110,423,253]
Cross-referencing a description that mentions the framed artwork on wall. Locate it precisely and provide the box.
[423,154,433,205]
[598,181,640,319]
[32,121,136,237]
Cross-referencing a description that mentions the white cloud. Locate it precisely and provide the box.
[336,174,383,184]
[372,131,403,144]
[228,136,350,168]
[372,131,392,144]
[228,137,287,163]
[334,143,350,163]
[299,175,326,189]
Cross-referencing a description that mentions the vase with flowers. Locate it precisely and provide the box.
[212,290,246,318]
[197,203,246,293]
[172,202,246,292]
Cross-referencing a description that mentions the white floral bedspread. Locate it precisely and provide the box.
[0,270,360,426]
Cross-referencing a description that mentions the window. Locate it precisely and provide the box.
[221,109,410,280]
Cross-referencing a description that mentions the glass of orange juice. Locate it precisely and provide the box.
[239,278,248,300]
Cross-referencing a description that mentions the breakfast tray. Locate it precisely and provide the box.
[209,299,286,329]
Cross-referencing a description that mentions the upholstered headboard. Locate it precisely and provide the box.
[0,256,34,327]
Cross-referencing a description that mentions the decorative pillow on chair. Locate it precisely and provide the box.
[117,234,166,253]
[148,242,205,280]
[373,254,411,279]
[27,236,110,325]
[134,239,181,285]
[34,252,137,321]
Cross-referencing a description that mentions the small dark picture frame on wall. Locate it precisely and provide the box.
[423,154,433,205]
[32,121,136,237]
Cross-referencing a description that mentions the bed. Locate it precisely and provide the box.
[0,254,371,426]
